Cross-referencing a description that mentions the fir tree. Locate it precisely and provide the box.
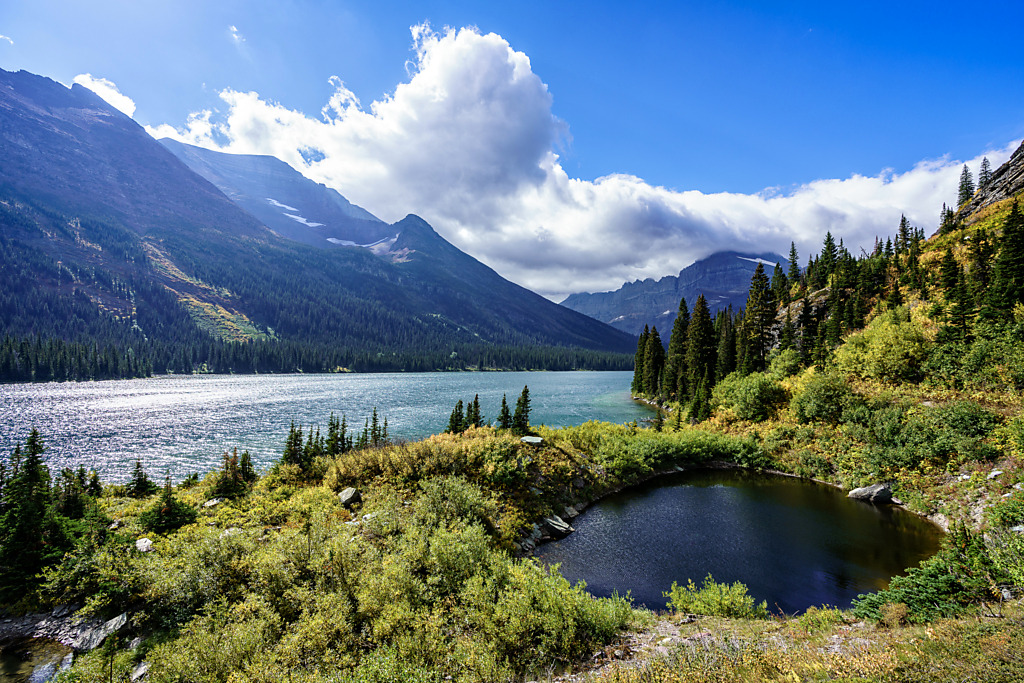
[685,295,716,395]
[662,297,690,401]
[957,165,975,208]
[468,394,485,428]
[497,394,512,430]
[447,399,466,434]
[282,422,305,468]
[642,326,665,396]
[940,248,960,295]
[984,199,1024,315]
[714,309,737,382]
[127,458,157,498]
[512,385,531,435]
[631,325,650,395]
[787,242,801,282]
[779,306,796,350]
[979,156,992,187]
[740,263,775,374]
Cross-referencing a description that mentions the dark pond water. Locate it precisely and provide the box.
[536,469,943,614]
[0,639,73,683]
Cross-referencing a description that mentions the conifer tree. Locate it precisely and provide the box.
[740,263,775,374]
[642,326,665,396]
[820,232,838,279]
[690,370,713,423]
[787,243,800,283]
[497,394,512,430]
[512,385,531,435]
[662,297,690,400]
[940,248,959,295]
[714,309,737,382]
[447,399,466,434]
[984,199,1024,315]
[968,228,994,302]
[685,295,716,394]
[631,326,649,395]
[127,458,157,498]
[282,422,305,468]
[779,306,796,350]
[979,156,992,187]
[958,165,975,208]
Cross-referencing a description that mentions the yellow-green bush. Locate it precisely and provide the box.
[834,306,931,382]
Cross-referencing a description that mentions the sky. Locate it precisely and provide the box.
[2,1,1024,299]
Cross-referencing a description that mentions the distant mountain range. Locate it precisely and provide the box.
[0,68,634,379]
[561,251,789,336]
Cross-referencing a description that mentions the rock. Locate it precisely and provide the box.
[131,661,149,681]
[988,470,1004,480]
[541,515,573,539]
[203,498,223,508]
[1010,525,1024,533]
[847,483,893,504]
[108,520,120,530]
[338,487,361,508]
[220,527,240,537]
[958,474,971,481]
[1015,483,1023,490]
[563,505,579,519]
[135,538,154,553]
[73,612,127,651]
[521,436,543,445]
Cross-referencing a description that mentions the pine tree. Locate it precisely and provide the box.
[498,394,512,430]
[958,165,975,208]
[685,295,716,394]
[740,263,775,374]
[979,157,992,187]
[631,326,649,395]
[662,297,690,401]
[642,326,665,396]
[282,422,305,468]
[820,232,838,279]
[787,243,800,283]
[779,306,796,350]
[447,399,466,434]
[714,309,736,382]
[771,263,790,304]
[984,199,1024,315]
[689,370,713,423]
[127,458,157,498]
[512,385,531,435]
[968,228,994,302]
[940,248,959,295]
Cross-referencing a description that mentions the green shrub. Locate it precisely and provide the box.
[712,372,788,422]
[139,481,197,534]
[663,574,769,619]
[790,372,858,424]
[767,348,802,379]
[797,605,846,633]
[833,307,930,382]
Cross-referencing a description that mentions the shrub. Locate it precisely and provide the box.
[139,480,197,534]
[767,348,802,379]
[712,372,788,422]
[790,372,858,424]
[797,605,846,633]
[663,574,769,619]
[833,307,930,382]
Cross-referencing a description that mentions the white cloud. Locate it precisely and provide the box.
[73,73,136,117]
[0,35,13,45]
[148,24,1020,300]
[229,25,245,44]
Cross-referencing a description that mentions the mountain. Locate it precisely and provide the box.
[0,68,634,380]
[560,251,788,336]
[159,139,392,248]
[959,139,1024,218]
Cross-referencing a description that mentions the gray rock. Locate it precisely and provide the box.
[563,505,579,519]
[131,661,149,681]
[135,538,154,553]
[521,436,543,445]
[74,612,127,651]
[541,515,574,539]
[988,470,1004,480]
[1010,525,1024,533]
[847,483,893,504]
[338,487,361,508]
[203,498,223,508]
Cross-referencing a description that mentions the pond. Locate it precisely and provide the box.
[535,468,943,613]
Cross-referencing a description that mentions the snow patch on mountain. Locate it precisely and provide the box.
[738,256,779,266]
[285,213,325,228]
[266,197,298,212]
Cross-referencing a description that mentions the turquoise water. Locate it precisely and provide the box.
[0,371,650,482]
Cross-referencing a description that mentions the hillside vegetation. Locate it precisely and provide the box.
[3,187,1024,680]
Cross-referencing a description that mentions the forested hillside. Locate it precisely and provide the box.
[0,68,635,381]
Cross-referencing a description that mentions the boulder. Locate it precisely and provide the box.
[203,498,223,508]
[73,612,127,651]
[135,538,154,553]
[521,436,543,445]
[338,487,361,508]
[847,483,893,504]
[541,515,574,539]
[131,661,149,681]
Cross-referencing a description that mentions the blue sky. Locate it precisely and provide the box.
[2,1,1023,297]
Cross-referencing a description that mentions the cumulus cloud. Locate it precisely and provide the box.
[0,35,13,45]
[148,24,1019,300]
[229,25,245,44]
[73,73,136,117]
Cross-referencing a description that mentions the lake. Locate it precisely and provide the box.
[535,468,943,613]
[0,371,650,482]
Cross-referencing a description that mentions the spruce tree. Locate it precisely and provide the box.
[958,165,975,208]
[740,263,775,374]
[787,242,801,282]
[662,297,690,401]
[447,399,466,434]
[642,326,665,396]
[714,309,737,382]
[282,422,305,468]
[979,156,992,187]
[685,295,716,395]
[512,385,531,435]
[127,458,157,498]
[984,199,1024,315]
[940,248,959,296]
[498,394,512,430]
[631,326,649,395]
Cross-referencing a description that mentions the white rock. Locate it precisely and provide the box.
[203,498,223,508]
[988,470,1003,480]
[135,538,154,553]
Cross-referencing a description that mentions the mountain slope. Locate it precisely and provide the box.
[0,68,634,379]
[561,251,788,336]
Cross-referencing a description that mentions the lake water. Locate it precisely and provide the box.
[535,468,943,613]
[0,371,650,482]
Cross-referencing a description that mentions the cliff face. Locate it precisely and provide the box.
[961,140,1024,217]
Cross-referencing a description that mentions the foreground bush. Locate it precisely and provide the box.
[711,371,788,422]
[663,574,769,619]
